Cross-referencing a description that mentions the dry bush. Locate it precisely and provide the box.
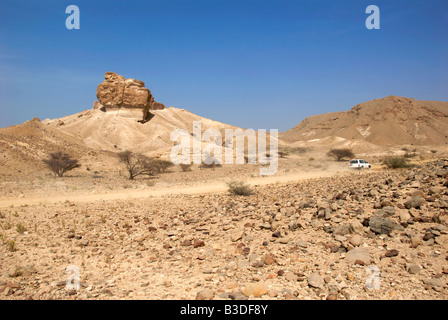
[404,151,418,158]
[383,156,410,169]
[199,154,222,169]
[152,159,174,173]
[278,151,290,158]
[118,151,159,180]
[199,162,222,169]
[289,147,309,154]
[43,152,81,177]
[227,181,254,196]
[179,163,192,172]
[327,148,355,161]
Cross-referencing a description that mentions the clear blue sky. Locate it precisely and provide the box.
[1,0,447,131]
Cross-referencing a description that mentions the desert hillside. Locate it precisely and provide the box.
[0,118,97,176]
[281,96,448,146]
[42,106,242,155]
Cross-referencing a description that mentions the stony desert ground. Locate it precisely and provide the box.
[1,87,447,300]
[1,152,448,300]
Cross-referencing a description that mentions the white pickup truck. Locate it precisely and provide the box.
[348,159,371,169]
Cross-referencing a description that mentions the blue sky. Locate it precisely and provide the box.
[0,0,447,131]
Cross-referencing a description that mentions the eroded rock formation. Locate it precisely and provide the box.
[94,72,165,121]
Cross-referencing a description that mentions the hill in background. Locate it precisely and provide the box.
[281,96,448,146]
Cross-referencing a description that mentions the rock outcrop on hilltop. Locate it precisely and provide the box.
[94,72,165,121]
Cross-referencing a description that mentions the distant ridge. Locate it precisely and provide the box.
[281,96,448,146]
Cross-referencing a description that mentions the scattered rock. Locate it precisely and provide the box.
[408,264,421,274]
[385,249,399,257]
[423,278,445,288]
[231,230,244,242]
[181,239,192,246]
[193,239,205,248]
[369,214,404,235]
[307,273,324,288]
[345,248,371,265]
[333,224,351,236]
[349,234,363,247]
[423,233,434,241]
[242,283,267,298]
[285,272,298,282]
[196,289,215,300]
[410,236,422,248]
[404,197,424,209]
[272,231,281,238]
[263,254,276,265]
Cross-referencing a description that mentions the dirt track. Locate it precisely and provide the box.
[0,170,351,208]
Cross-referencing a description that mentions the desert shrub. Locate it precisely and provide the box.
[16,223,26,234]
[179,163,192,172]
[290,147,308,154]
[43,152,81,177]
[199,162,222,169]
[383,156,409,169]
[227,181,254,196]
[152,159,174,173]
[278,151,290,158]
[1,221,11,230]
[327,148,355,161]
[199,154,222,169]
[118,151,159,180]
[7,240,16,252]
[404,151,418,158]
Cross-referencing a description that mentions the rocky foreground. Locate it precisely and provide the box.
[1,160,447,300]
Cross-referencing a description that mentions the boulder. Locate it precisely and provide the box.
[369,214,404,235]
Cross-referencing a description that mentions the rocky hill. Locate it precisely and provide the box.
[44,72,245,156]
[0,72,247,176]
[281,96,448,146]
